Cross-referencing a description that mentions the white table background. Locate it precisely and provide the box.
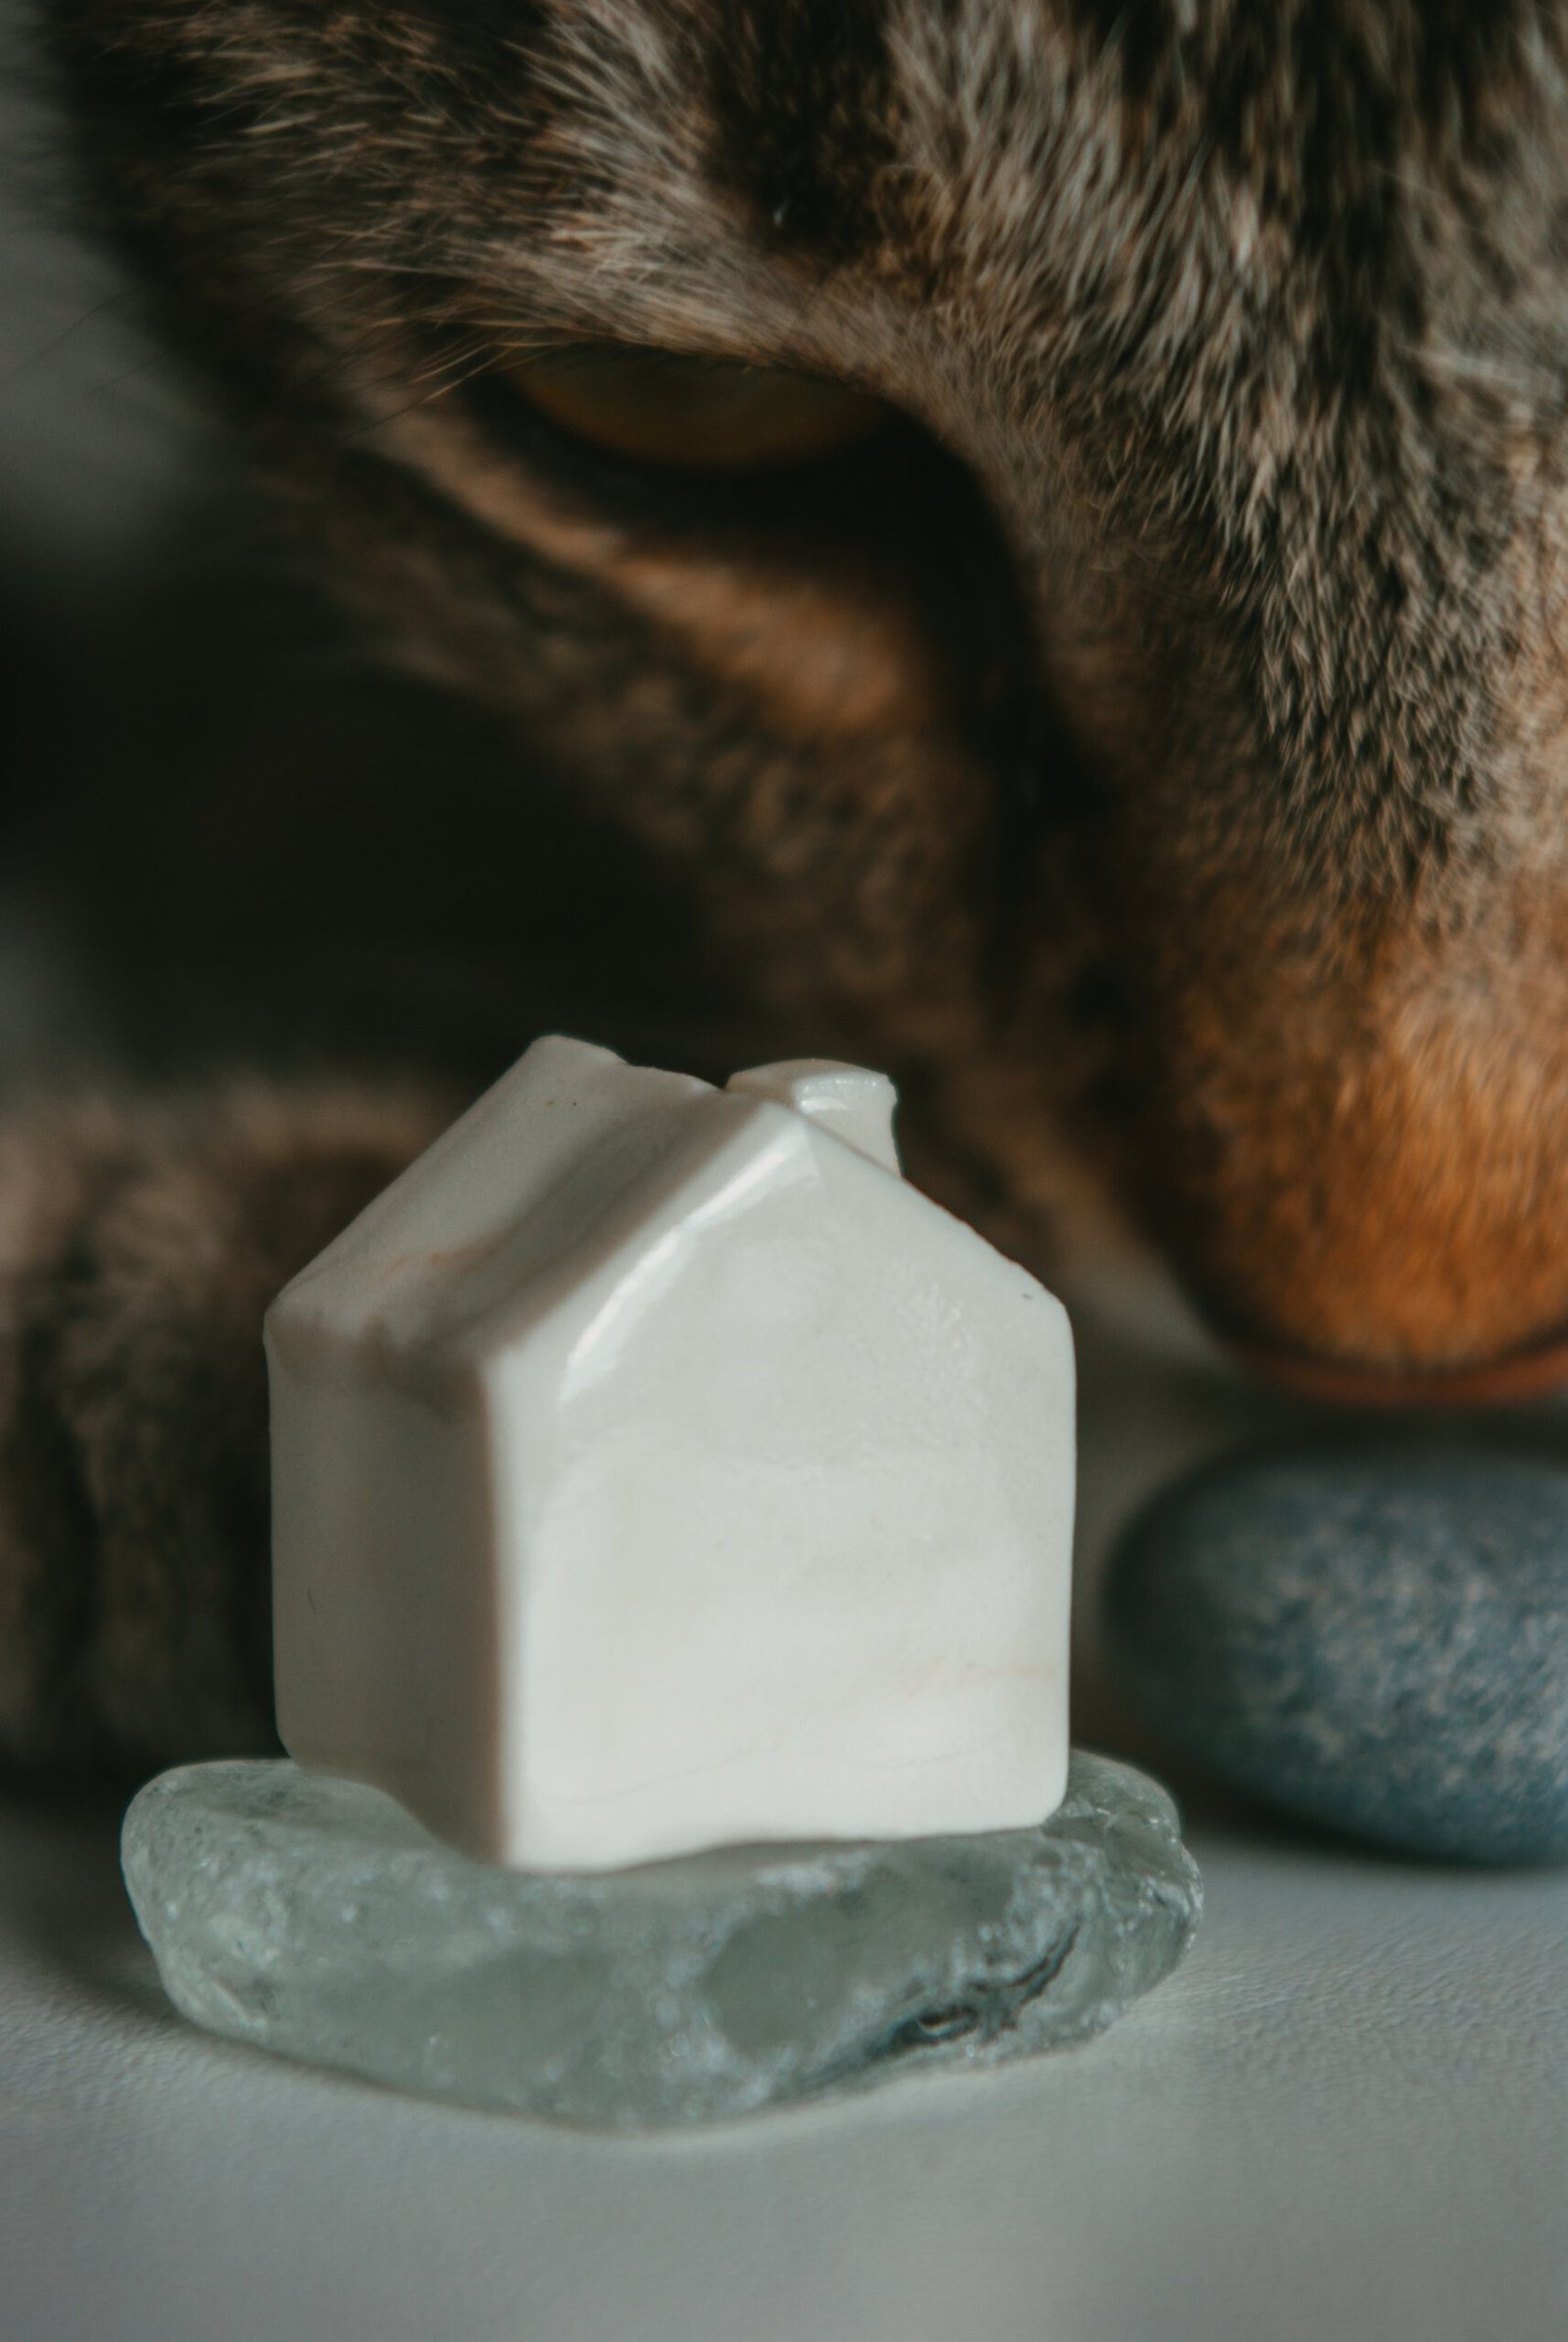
[4,24,1566,2337]
[5,1760,1565,2342]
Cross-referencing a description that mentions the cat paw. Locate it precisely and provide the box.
[0,1080,452,1773]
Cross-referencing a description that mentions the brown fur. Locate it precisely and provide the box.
[10,0,1568,1765]
[0,1085,453,1769]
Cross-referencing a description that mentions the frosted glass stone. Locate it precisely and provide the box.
[121,1751,1200,2128]
[267,1037,1076,1874]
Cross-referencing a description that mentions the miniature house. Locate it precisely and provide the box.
[267,1038,1075,1872]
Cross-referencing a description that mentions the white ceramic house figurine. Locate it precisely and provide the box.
[266,1038,1076,1873]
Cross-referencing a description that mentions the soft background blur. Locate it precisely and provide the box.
[7,1,1563,1751]
[0,0,1219,1714]
[2,5,206,594]
[2,0,212,1084]
[2,0,747,1120]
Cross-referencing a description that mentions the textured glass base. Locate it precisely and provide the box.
[122,1751,1200,2129]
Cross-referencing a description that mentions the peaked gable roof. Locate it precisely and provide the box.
[269,1038,957,1374]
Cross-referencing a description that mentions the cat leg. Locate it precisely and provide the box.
[0,1078,455,1776]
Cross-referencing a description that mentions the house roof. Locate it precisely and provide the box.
[267,1037,955,1374]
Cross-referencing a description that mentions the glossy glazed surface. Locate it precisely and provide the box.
[268,1039,1075,1871]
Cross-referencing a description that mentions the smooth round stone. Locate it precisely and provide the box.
[1103,1449,1568,1863]
[121,1751,1200,2130]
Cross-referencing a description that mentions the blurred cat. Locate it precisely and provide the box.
[10,0,1568,1768]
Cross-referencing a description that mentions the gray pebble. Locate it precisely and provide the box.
[1103,1449,1568,1863]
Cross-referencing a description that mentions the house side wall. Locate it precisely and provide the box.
[269,1346,504,1857]
[489,1128,1074,1869]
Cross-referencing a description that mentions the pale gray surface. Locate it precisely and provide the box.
[4,1772,1565,2342]
[121,1753,1199,2126]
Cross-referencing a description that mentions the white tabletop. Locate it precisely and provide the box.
[4,1768,1564,2342]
